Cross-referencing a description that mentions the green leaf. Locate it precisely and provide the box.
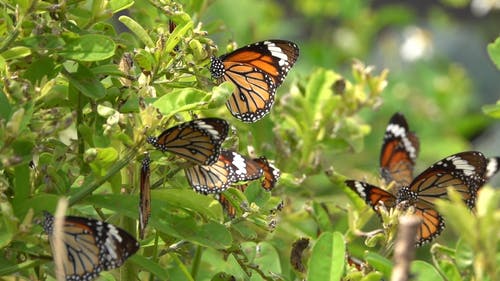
[152,87,211,118]
[307,232,345,281]
[60,34,115,61]
[109,0,135,13]
[119,16,155,48]
[0,90,11,121]
[129,254,169,280]
[165,19,194,53]
[151,189,223,222]
[64,63,106,99]
[254,242,282,275]
[0,200,16,248]
[364,252,392,278]
[436,259,462,281]
[1,46,31,60]
[410,260,444,281]
[482,100,500,118]
[487,37,500,70]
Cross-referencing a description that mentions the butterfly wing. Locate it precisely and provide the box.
[139,154,151,239]
[404,151,488,208]
[345,180,397,213]
[253,157,281,191]
[380,112,419,187]
[42,212,139,281]
[147,118,229,165]
[412,201,445,246]
[185,150,264,194]
[215,185,248,218]
[485,157,500,180]
[210,40,299,123]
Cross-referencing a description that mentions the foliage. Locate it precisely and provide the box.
[0,0,499,281]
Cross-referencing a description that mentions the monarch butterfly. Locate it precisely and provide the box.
[215,157,280,217]
[139,154,151,239]
[147,118,229,165]
[184,149,263,194]
[380,112,419,188]
[253,157,281,191]
[346,151,488,246]
[42,211,139,281]
[210,40,300,123]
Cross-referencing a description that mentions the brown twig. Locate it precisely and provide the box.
[391,215,419,281]
[53,197,68,281]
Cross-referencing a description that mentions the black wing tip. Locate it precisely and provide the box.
[388,112,409,129]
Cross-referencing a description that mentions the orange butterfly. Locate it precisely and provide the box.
[346,151,488,246]
[210,40,299,122]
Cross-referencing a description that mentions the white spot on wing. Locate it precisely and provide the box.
[448,156,476,176]
[354,181,367,199]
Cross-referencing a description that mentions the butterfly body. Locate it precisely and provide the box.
[210,40,299,123]
[42,211,139,281]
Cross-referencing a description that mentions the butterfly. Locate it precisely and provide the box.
[252,157,281,191]
[210,40,299,123]
[184,149,263,194]
[139,154,151,239]
[42,211,139,281]
[147,118,229,165]
[380,112,419,188]
[215,157,280,217]
[346,151,488,246]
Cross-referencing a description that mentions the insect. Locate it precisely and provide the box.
[139,154,151,239]
[184,149,263,194]
[215,157,280,217]
[380,112,419,188]
[210,40,300,123]
[146,118,229,165]
[253,157,281,191]
[346,151,488,246]
[42,211,139,281]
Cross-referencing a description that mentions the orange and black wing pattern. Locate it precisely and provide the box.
[345,180,397,213]
[210,40,299,123]
[380,112,419,188]
[42,211,139,281]
[147,118,229,165]
[184,150,263,194]
[253,157,281,191]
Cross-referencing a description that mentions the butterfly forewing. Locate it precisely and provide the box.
[42,212,139,281]
[210,40,299,123]
[147,118,229,165]
[345,180,397,212]
[405,151,488,208]
[380,113,419,187]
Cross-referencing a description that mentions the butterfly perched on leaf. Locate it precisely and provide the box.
[139,153,151,239]
[346,151,489,246]
[215,156,281,217]
[379,112,419,188]
[184,149,263,194]
[147,118,229,165]
[42,211,139,281]
[210,40,299,123]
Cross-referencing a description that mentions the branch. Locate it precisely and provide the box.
[391,215,419,281]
